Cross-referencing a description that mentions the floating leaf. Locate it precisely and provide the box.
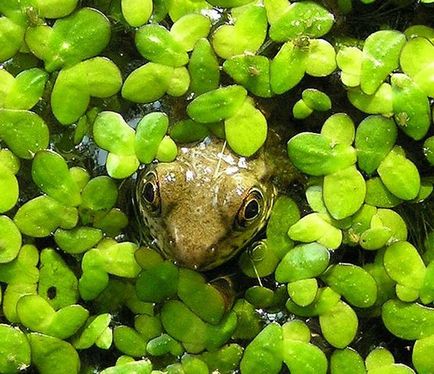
[188,38,220,95]
[170,13,211,52]
[135,24,188,67]
[391,73,431,140]
[32,150,81,207]
[400,37,434,97]
[121,0,153,27]
[0,109,49,159]
[224,55,272,98]
[26,8,111,72]
[122,63,174,103]
[187,85,247,124]
[360,30,406,94]
[321,264,377,308]
[225,98,267,157]
[212,3,267,59]
[269,1,334,42]
[355,115,397,174]
[323,166,366,220]
[287,133,356,176]
[377,146,420,200]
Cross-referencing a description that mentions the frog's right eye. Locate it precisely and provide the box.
[141,171,161,213]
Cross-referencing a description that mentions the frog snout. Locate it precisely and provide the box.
[165,214,225,270]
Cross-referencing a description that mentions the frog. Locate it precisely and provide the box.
[132,127,296,271]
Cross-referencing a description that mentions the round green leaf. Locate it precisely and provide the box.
[321,263,377,308]
[305,39,337,77]
[170,13,211,52]
[382,299,434,340]
[135,24,188,67]
[287,132,356,176]
[122,63,174,103]
[223,55,272,98]
[32,150,81,207]
[321,113,355,146]
[360,30,406,95]
[212,4,267,59]
[0,324,31,373]
[384,241,426,290]
[121,0,152,27]
[0,163,18,213]
[269,1,334,41]
[355,115,397,175]
[93,111,135,156]
[0,215,21,264]
[400,37,434,98]
[0,109,49,159]
[391,73,431,140]
[323,166,366,220]
[225,98,267,157]
[270,41,307,94]
[26,7,111,72]
[240,323,283,374]
[188,38,220,95]
[377,146,420,200]
[319,301,358,348]
[275,242,330,283]
[29,333,80,374]
[187,85,247,124]
[135,112,169,164]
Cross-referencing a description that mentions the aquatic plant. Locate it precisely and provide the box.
[0,0,433,372]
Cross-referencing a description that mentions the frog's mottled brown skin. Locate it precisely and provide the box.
[134,135,285,271]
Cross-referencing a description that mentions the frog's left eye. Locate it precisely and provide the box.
[236,188,264,228]
[141,171,161,213]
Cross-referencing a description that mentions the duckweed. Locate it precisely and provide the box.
[1,0,434,372]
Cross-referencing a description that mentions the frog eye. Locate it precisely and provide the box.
[141,171,161,213]
[236,188,264,229]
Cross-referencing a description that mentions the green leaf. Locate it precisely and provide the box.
[240,323,283,374]
[287,132,356,176]
[135,112,169,164]
[188,38,220,95]
[0,109,49,159]
[391,73,431,140]
[323,166,366,220]
[212,3,267,59]
[270,41,307,94]
[360,30,406,94]
[187,85,247,124]
[14,196,78,237]
[225,98,267,157]
[319,301,358,348]
[93,111,135,156]
[135,24,188,67]
[355,115,397,174]
[0,324,31,373]
[28,333,80,374]
[321,264,377,308]
[382,300,434,340]
[0,163,19,213]
[269,1,334,42]
[26,7,111,72]
[400,37,434,98]
[223,55,272,98]
[32,150,81,207]
[377,146,420,200]
[122,63,174,103]
[121,0,152,27]
[170,13,211,52]
[384,241,426,290]
[275,243,330,283]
